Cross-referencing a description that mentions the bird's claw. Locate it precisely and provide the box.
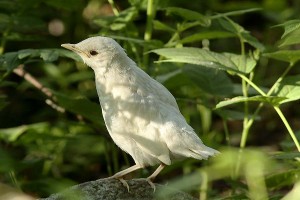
[106,176,130,192]
[118,178,130,192]
[146,178,156,192]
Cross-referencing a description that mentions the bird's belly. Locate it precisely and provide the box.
[100,99,171,166]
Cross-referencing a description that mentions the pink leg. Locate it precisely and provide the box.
[146,163,166,192]
[108,164,143,192]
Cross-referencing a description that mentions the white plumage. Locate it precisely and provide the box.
[62,36,219,191]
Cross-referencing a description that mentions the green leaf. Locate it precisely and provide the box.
[181,31,235,44]
[151,47,257,74]
[183,65,234,96]
[273,75,300,104]
[110,35,164,49]
[153,20,176,32]
[216,109,261,121]
[271,152,300,160]
[217,17,265,51]
[156,69,191,90]
[0,123,49,142]
[266,169,300,190]
[165,7,211,26]
[264,50,300,65]
[0,49,81,71]
[275,20,300,47]
[54,92,104,127]
[215,96,286,109]
[0,52,22,71]
[93,7,138,31]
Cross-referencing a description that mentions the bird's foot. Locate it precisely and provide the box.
[105,176,130,192]
[118,177,130,192]
[145,177,156,192]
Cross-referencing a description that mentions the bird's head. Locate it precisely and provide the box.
[61,36,126,69]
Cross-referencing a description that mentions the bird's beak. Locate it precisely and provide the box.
[61,43,90,57]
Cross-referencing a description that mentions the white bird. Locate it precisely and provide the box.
[61,36,219,191]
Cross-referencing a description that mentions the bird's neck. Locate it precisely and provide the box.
[93,54,135,100]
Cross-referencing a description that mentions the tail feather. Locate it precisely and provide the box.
[189,145,220,160]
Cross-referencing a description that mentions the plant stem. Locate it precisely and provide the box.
[238,74,266,96]
[239,63,300,151]
[223,120,230,146]
[267,63,294,96]
[107,0,119,15]
[143,0,156,72]
[274,106,300,151]
[9,170,21,190]
[199,171,208,200]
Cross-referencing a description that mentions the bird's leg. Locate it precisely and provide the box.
[146,163,166,192]
[108,164,143,192]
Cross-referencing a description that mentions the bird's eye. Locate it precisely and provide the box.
[89,50,98,56]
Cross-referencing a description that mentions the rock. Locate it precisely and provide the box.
[40,178,197,200]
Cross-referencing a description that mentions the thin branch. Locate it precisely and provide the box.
[13,65,65,113]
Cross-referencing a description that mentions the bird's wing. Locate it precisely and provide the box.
[133,67,180,110]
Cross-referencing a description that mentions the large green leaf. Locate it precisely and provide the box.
[273,75,300,104]
[165,7,211,26]
[264,50,300,65]
[151,47,257,74]
[183,65,234,96]
[275,20,300,47]
[215,96,286,109]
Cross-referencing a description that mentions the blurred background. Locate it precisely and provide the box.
[1,0,300,199]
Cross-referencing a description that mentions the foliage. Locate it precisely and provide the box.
[1,0,300,199]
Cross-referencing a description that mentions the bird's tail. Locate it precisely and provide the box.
[189,145,220,160]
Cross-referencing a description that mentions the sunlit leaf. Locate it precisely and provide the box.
[215,96,286,109]
[151,47,257,74]
[273,75,300,104]
[264,50,300,65]
[275,20,300,47]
